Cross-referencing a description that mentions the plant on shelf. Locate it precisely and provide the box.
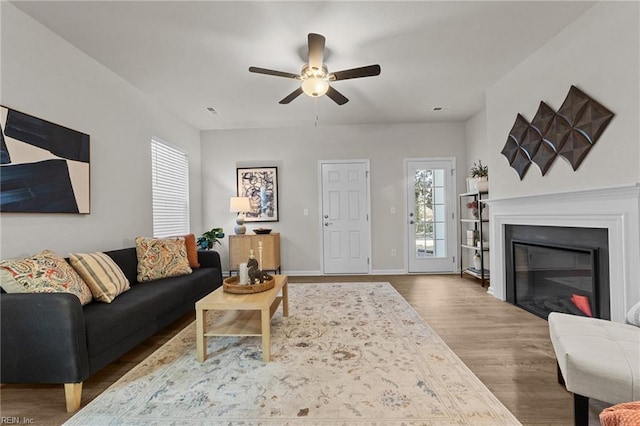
[469,160,489,192]
[470,160,488,178]
[197,227,225,250]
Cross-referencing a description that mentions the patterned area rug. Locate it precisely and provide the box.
[65,282,521,425]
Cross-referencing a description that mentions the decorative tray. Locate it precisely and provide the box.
[223,275,275,294]
[254,228,272,234]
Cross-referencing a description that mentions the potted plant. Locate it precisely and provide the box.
[469,160,488,192]
[197,227,225,250]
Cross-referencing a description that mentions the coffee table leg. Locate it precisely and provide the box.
[282,280,289,317]
[261,307,270,362]
[196,308,206,362]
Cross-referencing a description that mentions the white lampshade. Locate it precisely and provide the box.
[301,77,329,97]
[230,197,251,235]
[229,197,251,213]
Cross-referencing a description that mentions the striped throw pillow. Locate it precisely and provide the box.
[69,252,130,303]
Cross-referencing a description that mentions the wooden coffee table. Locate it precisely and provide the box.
[195,274,288,362]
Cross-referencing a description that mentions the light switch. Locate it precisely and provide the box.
[390,206,396,214]
[303,208,309,216]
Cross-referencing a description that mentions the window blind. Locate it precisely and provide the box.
[151,138,190,237]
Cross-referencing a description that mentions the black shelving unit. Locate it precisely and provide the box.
[459,191,489,287]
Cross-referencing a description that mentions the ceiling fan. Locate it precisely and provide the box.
[249,33,381,106]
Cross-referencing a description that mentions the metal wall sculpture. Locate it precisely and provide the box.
[501,86,614,179]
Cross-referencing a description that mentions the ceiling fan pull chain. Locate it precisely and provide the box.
[315,99,320,127]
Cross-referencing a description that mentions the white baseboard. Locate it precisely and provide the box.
[224,269,455,277]
[280,270,323,276]
[370,269,406,275]
[222,270,324,277]
[285,269,407,276]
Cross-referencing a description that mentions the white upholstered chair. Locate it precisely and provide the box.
[548,312,640,426]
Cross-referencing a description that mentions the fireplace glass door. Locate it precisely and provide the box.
[513,241,598,319]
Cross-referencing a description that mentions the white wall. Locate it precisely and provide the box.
[464,108,489,181]
[486,1,640,200]
[0,3,202,259]
[201,122,466,274]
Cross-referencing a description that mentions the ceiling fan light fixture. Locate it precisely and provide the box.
[248,33,380,105]
[301,76,329,97]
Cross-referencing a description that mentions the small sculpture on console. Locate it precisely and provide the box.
[248,267,272,283]
[247,250,259,283]
[246,249,273,284]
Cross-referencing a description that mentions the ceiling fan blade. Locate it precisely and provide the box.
[326,86,349,105]
[330,64,381,81]
[279,87,304,104]
[307,33,325,72]
[249,66,300,79]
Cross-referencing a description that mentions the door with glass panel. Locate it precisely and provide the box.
[406,159,456,273]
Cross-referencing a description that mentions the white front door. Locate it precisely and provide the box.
[321,161,370,274]
[406,159,456,273]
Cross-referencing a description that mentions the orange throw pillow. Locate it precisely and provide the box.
[600,401,640,426]
[182,233,200,269]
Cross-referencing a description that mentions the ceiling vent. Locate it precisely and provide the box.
[205,107,219,116]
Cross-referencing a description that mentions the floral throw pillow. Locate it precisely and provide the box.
[135,237,192,282]
[0,250,93,305]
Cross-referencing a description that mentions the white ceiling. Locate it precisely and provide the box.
[12,1,596,131]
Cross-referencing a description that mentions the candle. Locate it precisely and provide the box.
[258,241,263,270]
[239,263,249,285]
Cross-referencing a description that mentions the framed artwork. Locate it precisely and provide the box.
[0,107,90,213]
[237,167,278,222]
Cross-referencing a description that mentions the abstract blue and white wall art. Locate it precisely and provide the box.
[237,167,278,222]
[0,107,90,213]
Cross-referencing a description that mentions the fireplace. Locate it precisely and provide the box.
[505,225,609,320]
[487,185,640,323]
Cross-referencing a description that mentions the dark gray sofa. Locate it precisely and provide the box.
[0,247,223,411]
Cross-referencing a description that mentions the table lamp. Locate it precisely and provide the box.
[230,197,251,234]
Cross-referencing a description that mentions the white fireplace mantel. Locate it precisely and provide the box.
[486,184,640,323]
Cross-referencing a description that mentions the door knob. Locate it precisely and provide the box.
[324,222,333,226]
[409,220,415,224]
[324,215,329,219]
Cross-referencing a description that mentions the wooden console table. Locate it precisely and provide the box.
[229,233,281,274]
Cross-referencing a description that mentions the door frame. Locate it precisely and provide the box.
[403,157,458,274]
[318,159,372,274]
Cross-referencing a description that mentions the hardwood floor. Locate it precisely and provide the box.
[1,275,576,425]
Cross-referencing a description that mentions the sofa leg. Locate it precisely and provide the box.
[573,393,589,426]
[65,382,83,412]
